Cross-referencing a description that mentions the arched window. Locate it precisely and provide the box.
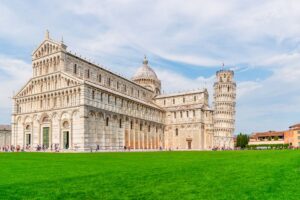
[175,128,178,136]
[54,97,57,107]
[18,105,21,113]
[164,99,166,105]
[180,111,183,118]
[148,125,150,132]
[130,121,133,130]
[193,110,195,117]
[92,90,95,100]
[186,111,189,117]
[173,99,175,104]
[106,117,109,126]
[86,69,90,78]
[73,64,77,74]
[183,97,185,103]
[98,74,102,82]
[108,78,111,86]
[194,96,196,101]
[119,119,122,128]
[174,112,176,118]
[140,123,143,131]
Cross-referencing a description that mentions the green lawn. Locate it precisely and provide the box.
[0,150,300,200]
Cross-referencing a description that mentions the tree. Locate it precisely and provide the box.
[236,133,249,148]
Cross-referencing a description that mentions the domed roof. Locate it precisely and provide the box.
[132,56,158,81]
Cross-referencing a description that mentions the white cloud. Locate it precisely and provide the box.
[0,55,31,123]
[155,67,215,94]
[0,0,300,133]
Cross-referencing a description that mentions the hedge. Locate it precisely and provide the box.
[246,144,289,150]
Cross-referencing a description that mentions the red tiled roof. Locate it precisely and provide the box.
[251,131,284,138]
[289,123,300,129]
[0,125,11,131]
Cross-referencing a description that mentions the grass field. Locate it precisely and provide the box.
[0,150,300,200]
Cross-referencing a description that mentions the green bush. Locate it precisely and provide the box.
[236,133,249,148]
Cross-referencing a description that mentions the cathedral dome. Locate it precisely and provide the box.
[132,56,158,81]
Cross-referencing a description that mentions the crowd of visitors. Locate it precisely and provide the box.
[1,144,299,152]
[0,144,61,152]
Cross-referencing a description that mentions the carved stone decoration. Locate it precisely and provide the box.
[10,31,236,151]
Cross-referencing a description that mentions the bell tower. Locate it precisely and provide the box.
[213,69,236,148]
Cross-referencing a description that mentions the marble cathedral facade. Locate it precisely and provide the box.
[11,32,236,151]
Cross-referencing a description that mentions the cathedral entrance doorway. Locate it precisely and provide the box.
[63,131,69,149]
[26,134,31,145]
[43,127,50,148]
[62,121,71,150]
[25,124,32,146]
[186,138,192,149]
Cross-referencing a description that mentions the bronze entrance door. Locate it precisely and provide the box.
[43,127,49,148]
[63,131,69,149]
[26,134,31,145]
[187,140,192,149]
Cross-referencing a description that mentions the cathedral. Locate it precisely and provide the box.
[11,31,236,151]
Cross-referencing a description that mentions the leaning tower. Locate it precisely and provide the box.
[213,69,236,148]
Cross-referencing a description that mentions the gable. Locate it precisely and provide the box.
[32,39,64,60]
[15,72,83,98]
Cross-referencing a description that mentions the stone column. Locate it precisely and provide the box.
[30,122,33,146]
[135,121,139,149]
[132,125,136,149]
[127,121,130,149]
[147,127,150,149]
[151,125,154,149]
[140,124,144,149]
[58,118,62,149]
[101,117,105,150]
[156,128,159,149]
[22,123,25,148]
[38,122,41,146]
[70,117,73,149]
[50,120,53,150]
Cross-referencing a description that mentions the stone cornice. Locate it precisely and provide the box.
[84,81,164,111]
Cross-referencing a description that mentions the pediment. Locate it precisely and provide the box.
[15,72,82,98]
[32,39,66,60]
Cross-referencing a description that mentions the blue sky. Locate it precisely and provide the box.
[0,0,300,134]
